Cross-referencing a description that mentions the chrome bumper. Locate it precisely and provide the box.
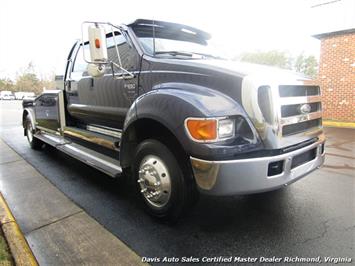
[190,135,325,196]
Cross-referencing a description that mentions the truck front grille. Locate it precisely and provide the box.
[279,85,320,97]
[291,147,317,169]
[281,102,321,117]
[283,119,321,136]
[278,85,322,137]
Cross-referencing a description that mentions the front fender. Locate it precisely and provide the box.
[136,82,246,127]
[122,83,260,160]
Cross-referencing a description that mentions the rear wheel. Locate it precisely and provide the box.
[133,139,198,221]
[25,117,42,150]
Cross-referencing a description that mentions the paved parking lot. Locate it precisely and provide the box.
[0,100,354,263]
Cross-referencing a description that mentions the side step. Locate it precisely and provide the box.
[34,131,122,178]
[57,143,122,178]
[34,131,69,146]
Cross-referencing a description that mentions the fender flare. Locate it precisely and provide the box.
[125,82,247,130]
[22,108,36,131]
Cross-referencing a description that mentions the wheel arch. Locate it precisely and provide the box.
[22,108,36,135]
[120,117,189,171]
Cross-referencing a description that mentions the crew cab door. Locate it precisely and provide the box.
[66,31,140,129]
[34,93,60,132]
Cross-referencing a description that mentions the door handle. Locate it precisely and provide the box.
[65,79,76,89]
[89,77,94,88]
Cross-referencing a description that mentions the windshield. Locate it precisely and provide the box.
[130,20,224,59]
[137,37,222,59]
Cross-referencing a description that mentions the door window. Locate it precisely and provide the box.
[71,45,89,79]
[106,33,139,73]
[70,32,138,78]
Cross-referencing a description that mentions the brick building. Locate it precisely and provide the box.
[313,29,355,122]
[310,0,355,122]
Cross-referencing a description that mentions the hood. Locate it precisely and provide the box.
[169,58,308,82]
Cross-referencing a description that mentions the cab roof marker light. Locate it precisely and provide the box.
[181,28,197,35]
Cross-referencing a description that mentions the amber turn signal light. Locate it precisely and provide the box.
[95,38,101,49]
[186,119,217,141]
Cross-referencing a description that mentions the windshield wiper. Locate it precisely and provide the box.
[154,51,222,59]
[189,52,223,59]
[154,51,194,57]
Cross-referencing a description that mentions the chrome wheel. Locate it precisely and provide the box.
[26,122,33,143]
[138,155,172,208]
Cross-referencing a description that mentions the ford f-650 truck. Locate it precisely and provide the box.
[22,19,325,220]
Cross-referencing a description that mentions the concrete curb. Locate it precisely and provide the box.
[0,193,38,266]
[0,137,147,265]
[323,120,355,128]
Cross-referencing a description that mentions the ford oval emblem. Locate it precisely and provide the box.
[299,103,311,114]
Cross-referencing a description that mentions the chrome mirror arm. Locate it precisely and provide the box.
[110,62,135,80]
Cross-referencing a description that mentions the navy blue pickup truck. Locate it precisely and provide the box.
[22,19,325,220]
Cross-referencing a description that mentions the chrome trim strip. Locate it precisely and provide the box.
[37,126,61,135]
[280,95,322,105]
[86,125,122,138]
[280,112,322,126]
[64,127,118,150]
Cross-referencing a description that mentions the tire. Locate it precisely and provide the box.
[132,139,198,221]
[25,117,43,150]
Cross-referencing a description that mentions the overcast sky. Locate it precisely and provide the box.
[0,0,349,79]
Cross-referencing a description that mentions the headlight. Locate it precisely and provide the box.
[185,117,235,142]
[218,119,235,139]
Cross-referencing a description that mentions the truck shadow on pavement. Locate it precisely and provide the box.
[41,143,292,227]
[38,144,298,252]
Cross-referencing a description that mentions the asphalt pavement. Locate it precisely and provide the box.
[0,100,354,264]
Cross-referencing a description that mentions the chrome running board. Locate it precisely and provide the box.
[34,131,122,178]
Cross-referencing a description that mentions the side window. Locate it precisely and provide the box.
[71,45,89,79]
[106,33,138,72]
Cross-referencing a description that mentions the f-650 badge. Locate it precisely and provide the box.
[124,83,136,90]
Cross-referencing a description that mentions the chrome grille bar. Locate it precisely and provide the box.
[280,95,322,105]
[280,111,322,126]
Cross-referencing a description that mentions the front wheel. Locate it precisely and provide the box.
[133,139,198,221]
[25,117,43,150]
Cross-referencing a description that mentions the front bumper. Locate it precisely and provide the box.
[190,135,325,196]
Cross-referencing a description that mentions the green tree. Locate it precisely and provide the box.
[0,78,15,91]
[294,53,318,78]
[15,62,42,94]
[237,50,318,78]
[239,50,293,69]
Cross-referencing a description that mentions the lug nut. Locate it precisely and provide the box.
[140,188,147,193]
[137,179,144,183]
[154,181,161,186]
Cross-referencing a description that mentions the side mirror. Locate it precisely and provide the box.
[88,24,108,63]
[87,63,105,78]
[82,21,134,80]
